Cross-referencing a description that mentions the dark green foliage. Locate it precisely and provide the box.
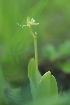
[42,40,70,74]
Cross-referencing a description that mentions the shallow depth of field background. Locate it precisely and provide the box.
[0,0,70,105]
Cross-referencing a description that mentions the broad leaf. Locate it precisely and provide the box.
[35,71,58,100]
[28,58,41,98]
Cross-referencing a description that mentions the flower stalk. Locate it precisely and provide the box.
[17,17,39,80]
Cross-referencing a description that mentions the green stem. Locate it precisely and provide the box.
[34,36,38,72]
[29,27,38,85]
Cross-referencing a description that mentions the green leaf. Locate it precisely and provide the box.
[42,45,57,61]
[58,62,70,74]
[35,71,58,100]
[28,58,41,99]
[58,41,70,56]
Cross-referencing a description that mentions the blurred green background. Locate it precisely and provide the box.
[0,0,70,105]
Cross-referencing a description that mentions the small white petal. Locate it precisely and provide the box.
[17,23,19,25]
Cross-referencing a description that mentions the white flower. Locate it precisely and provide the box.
[17,17,39,28]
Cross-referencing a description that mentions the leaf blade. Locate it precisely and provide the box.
[35,71,58,100]
[28,58,41,99]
